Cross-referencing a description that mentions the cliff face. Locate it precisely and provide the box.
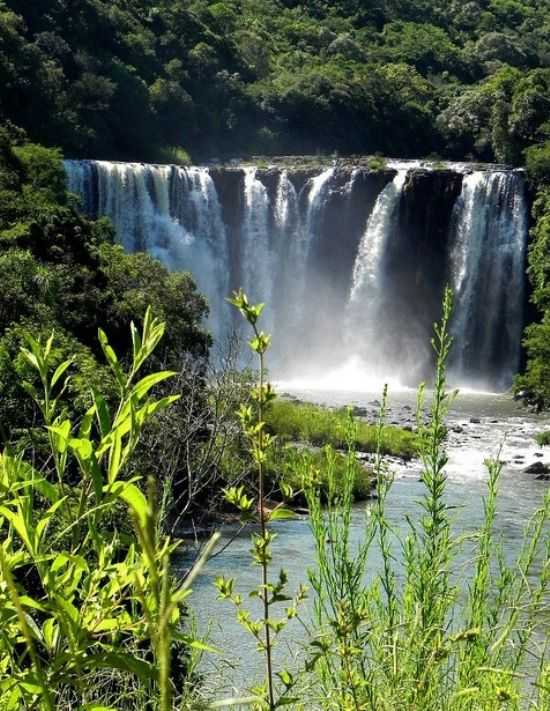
[65,159,529,390]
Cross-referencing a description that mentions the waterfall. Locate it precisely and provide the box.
[304,167,335,259]
[65,159,529,391]
[64,160,229,341]
[274,170,303,334]
[343,170,408,374]
[349,170,407,306]
[240,167,275,332]
[449,171,527,389]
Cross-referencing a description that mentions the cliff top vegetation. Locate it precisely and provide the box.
[0,0,549,163]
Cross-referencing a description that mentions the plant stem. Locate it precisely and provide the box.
[256,330,275,711]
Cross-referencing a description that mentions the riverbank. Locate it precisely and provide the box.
[188,387,550,697]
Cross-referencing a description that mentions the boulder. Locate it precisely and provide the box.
[524,461,550,475]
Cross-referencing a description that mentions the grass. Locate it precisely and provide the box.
[264,399,418,459]
[536,430,550,446]
[266,443,373,504]
[367,154,388,171]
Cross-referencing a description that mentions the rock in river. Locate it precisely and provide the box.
[524,461,550,475]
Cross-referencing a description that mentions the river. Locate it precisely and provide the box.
[183,387,550,697]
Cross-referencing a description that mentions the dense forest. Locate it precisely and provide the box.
[0,0,549,162]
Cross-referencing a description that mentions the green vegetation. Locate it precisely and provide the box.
[1,0,549,162]
[218,290,550,710]
[367,154,388,171]
[0,126,209,447]
[0,309,217,709]
[515,183,550,408]
[265,399,418,459]
[536,430,550,446]
[0,288,549,709]
[266,443,373,503]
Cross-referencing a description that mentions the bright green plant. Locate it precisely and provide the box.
[0,307,217,709]
[215,290,307,710]
[264,399,417,459]
[300,288,550,710]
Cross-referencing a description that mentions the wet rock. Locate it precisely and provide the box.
[536,474,550,481]
[369,399,381,407]
[535,452,544,458]
[452,425,464,434]
[351,406,368,417]
[524,461,550,475]
[470,417,481,424]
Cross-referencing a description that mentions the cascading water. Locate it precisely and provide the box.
[64,159,529,391]
[449,171,528,389]
[240,167,274,333]
[303,167,335,259]
[347,172,407,329]
[337,169,408,385]
[64,160,229,341]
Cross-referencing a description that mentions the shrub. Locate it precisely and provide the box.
[367,154,388,171]
[0,309,217,709]
[536,430,550,446]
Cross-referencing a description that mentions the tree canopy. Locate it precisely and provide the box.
[1,0,549,162]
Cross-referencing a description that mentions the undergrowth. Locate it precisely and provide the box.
[265,399,417,459]
[1,292,549,710]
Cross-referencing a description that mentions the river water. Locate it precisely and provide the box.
[184,387,550,696]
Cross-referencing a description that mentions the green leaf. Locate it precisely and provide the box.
[20,348,40,373]
[51,359,72,388]
[108,428,122,483]
[0,507,33,553]
[92,389,112,437]
[188,639,220,654]
[119,483,150,526]
[86,652,156,682]
[47,420,71,454]
[269,507,296,522]
[69,438,93,460]
[130,371,176,400]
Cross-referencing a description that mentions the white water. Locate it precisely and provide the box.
[336,170,408,383]
[449,171,528,388]
[303,167,335,258]
[65,159,528,390]
[348,171,407,317]
[65,160,230,341]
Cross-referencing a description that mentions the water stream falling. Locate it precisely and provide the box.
[449,171,528,389]
[344,170,408,376]
[65,160,528,391]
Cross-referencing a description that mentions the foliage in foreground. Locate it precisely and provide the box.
[218,289,550,710]
[264,399,418,459]
[1,291,549,710]
[0,309,215,709]
[266,443,373,505]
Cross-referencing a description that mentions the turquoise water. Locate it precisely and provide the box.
[182,388,550,696]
